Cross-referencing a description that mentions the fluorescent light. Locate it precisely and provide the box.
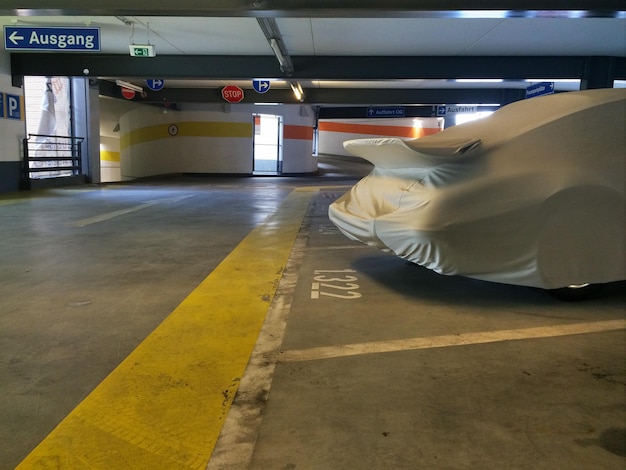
[456,79,504,83]
[524,79,580,83]
[115,80,143,92]
[270,39,287,68]
[290,81,304,102]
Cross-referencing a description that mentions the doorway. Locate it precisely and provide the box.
[253,113,283,175]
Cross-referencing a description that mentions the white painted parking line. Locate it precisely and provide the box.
[71,195,192,227]
[278,319,626,363]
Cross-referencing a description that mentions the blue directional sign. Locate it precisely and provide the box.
[437,105,478,116]
[4,26,100,51]
[526,82,555,99]
[367,106,405,118]
[252,79,271,94]
[146,79,165,91]
[0,93,4,118]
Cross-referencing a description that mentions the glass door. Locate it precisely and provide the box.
[253,113,283,175]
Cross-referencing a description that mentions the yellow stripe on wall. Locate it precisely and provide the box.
[120,121,253,150]
[100,150,120,162]
[16,188,314,470]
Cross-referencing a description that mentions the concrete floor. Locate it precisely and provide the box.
[1,156,624,469]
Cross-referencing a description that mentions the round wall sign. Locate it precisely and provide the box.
[168,124,179,136]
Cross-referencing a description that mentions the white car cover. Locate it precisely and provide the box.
[329,88,626,289]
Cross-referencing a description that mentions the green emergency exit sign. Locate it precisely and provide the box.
[129,44,156,57]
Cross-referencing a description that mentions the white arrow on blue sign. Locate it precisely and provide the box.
[3,26,100,51]
[252,79,271,94]
[367,106,405,118]
[146,79,165,91]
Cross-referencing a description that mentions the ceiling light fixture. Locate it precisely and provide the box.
[257,17,294,75]
[270,38,294,74]
[115,79,143,93]
[290,81,304,102]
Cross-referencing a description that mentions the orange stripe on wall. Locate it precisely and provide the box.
[284,125,313,140]
[319,121,440,139]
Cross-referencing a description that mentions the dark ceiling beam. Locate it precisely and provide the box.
[12,54,625,81]
[0,1,623,17]
[98,81,526,106]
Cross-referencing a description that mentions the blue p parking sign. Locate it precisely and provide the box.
[5,94,21,120]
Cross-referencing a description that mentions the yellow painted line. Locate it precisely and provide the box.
[278,319,626,363]
[17,188,314,470]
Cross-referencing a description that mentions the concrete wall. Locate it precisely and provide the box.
[99,97,148,182]
[116,102,316,180]
[318,117,443,157]
[0,49,26,192]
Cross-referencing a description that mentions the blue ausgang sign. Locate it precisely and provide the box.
[4,26,101,51]
[526,82,554,99]
[367,106,405,118]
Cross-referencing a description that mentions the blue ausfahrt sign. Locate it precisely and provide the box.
[4,26,101,51]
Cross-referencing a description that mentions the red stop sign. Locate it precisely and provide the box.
[221,85,244,103]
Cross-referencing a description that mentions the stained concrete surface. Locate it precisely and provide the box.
[244,188,625,469]
[0,174,334,469]
[1,155,624,469]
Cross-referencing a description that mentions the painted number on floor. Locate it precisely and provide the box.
[311,269,361,299]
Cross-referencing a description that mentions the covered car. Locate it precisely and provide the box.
[329,88,625,294]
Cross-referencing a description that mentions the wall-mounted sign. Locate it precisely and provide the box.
[146,79,165,91]
[367,106,405,118]
[437,105,478,116]
[526,82,555,99]
[5,94,21,119]
[252,79,271,94]
[4,26,100,51]
[121,88,136,100]
[221,85,244,103]
[0,93,4,118]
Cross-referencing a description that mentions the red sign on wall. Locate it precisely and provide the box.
[221,85,244,103]
[121,87,136,100]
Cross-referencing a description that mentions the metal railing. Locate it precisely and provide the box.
[23,134,84,187]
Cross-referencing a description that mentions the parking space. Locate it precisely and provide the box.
[1,174,624,469]
[242,189,626,469]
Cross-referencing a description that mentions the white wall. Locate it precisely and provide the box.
[318,117,443,157]
[116,102,316,179]
[99,97,150,182]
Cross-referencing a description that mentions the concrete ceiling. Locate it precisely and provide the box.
[1,2,625,104]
